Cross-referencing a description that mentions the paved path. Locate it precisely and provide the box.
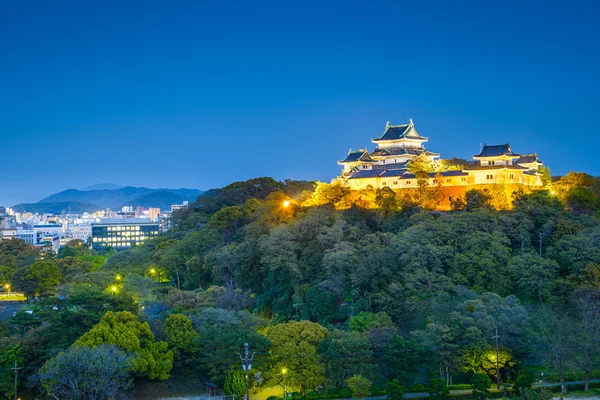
[135,379,600,400]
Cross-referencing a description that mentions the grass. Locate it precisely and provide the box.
[559,388,600,398]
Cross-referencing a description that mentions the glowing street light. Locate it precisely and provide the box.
[283,200,291,208]
[110,285,118,293]
[281,368,288,397]
[115,274,122,281]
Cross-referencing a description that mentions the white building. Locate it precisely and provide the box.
[69,224,92,241]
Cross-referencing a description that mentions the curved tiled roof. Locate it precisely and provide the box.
[474,143,518,158]
[338,149,376,164]
[372,120,428,142]
[516,154,542,165]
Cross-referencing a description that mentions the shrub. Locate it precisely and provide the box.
[346,375,372,399]
[447,384,473,390]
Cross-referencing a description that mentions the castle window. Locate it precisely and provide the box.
[486,174,494,180]
[393,181,398,185]
[446,178,451,183]
[382,181,387,186]
[509,174,514,179]
[433,179,437,184]
[406,181,411,185]
[461,178,467,182]
[490,161,495,166]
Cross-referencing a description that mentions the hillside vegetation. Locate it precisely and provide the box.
[1,174,600,399]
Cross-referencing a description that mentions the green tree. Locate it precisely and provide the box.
[319,330,373,387]
[346,375,372,399]
[471,373,491,400]
[0,339,22,399]
[513,371,534,396]
[9,310,41,338]
[267,320,329,394]
[507,252,559,303]
[465,190,491,211]
[386,379,405,400]
[224,369,246,396]
[163,313,199,361]
[11,260,62,297]
[349,311,394,332]
[39,344,132,400]
[428,378,450,400]
[74,311,173,380]
[194,308,270,385]
[382,335,422,384]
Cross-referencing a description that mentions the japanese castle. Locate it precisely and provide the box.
[337,119,544,190]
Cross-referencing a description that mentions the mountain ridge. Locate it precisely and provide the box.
[12,186,203,213]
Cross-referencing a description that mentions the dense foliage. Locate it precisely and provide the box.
[1,174,600,399]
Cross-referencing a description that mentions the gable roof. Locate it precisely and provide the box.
[338,149,375,164]
[474,143,519,158]
[516,154,542,165]
[372,119,428,142]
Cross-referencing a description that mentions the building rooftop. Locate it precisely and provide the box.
[338,149,376,164]
[372,119,428,142]
[474,143,518,158]
[370,147,440,157]
[92,218,157,226]
[516,154,542,165]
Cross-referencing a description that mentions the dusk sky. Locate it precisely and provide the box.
[1,0,599,206]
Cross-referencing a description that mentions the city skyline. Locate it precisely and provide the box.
[2,0,599,206]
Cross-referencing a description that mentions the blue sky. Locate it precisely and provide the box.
[1,0,599,205]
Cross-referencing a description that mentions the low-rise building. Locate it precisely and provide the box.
[91,218,159,250]
[69,224,92,242]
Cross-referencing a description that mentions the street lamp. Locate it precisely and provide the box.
[283,200,291,208]
[115,274,122,281]
[281,368,287,397]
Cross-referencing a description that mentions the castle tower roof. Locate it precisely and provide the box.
[372,119,428,142]
[473,143,518,158]
[338,149,376,164]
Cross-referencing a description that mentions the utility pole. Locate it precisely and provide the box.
[13,359,20,400]
[493,326,500,390]
[239,343,255,400]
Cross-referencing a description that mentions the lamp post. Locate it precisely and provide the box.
[4,283,10,298]
[281,368,287,397]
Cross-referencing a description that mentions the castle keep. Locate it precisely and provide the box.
[337,119,544,190]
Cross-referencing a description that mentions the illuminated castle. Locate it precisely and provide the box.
[337,119,544,190]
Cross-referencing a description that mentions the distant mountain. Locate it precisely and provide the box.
[81,183,123,191]
[13,186,203,212]
[11,201,101,214]
[121,190,190,210]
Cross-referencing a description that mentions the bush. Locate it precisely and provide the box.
[446,384,473,390]
[346,375,372,398]
[339,388,352,398]
[408,384,425,392]
[306,392,319,400]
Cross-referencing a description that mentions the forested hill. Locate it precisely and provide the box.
[2,174,600,399]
